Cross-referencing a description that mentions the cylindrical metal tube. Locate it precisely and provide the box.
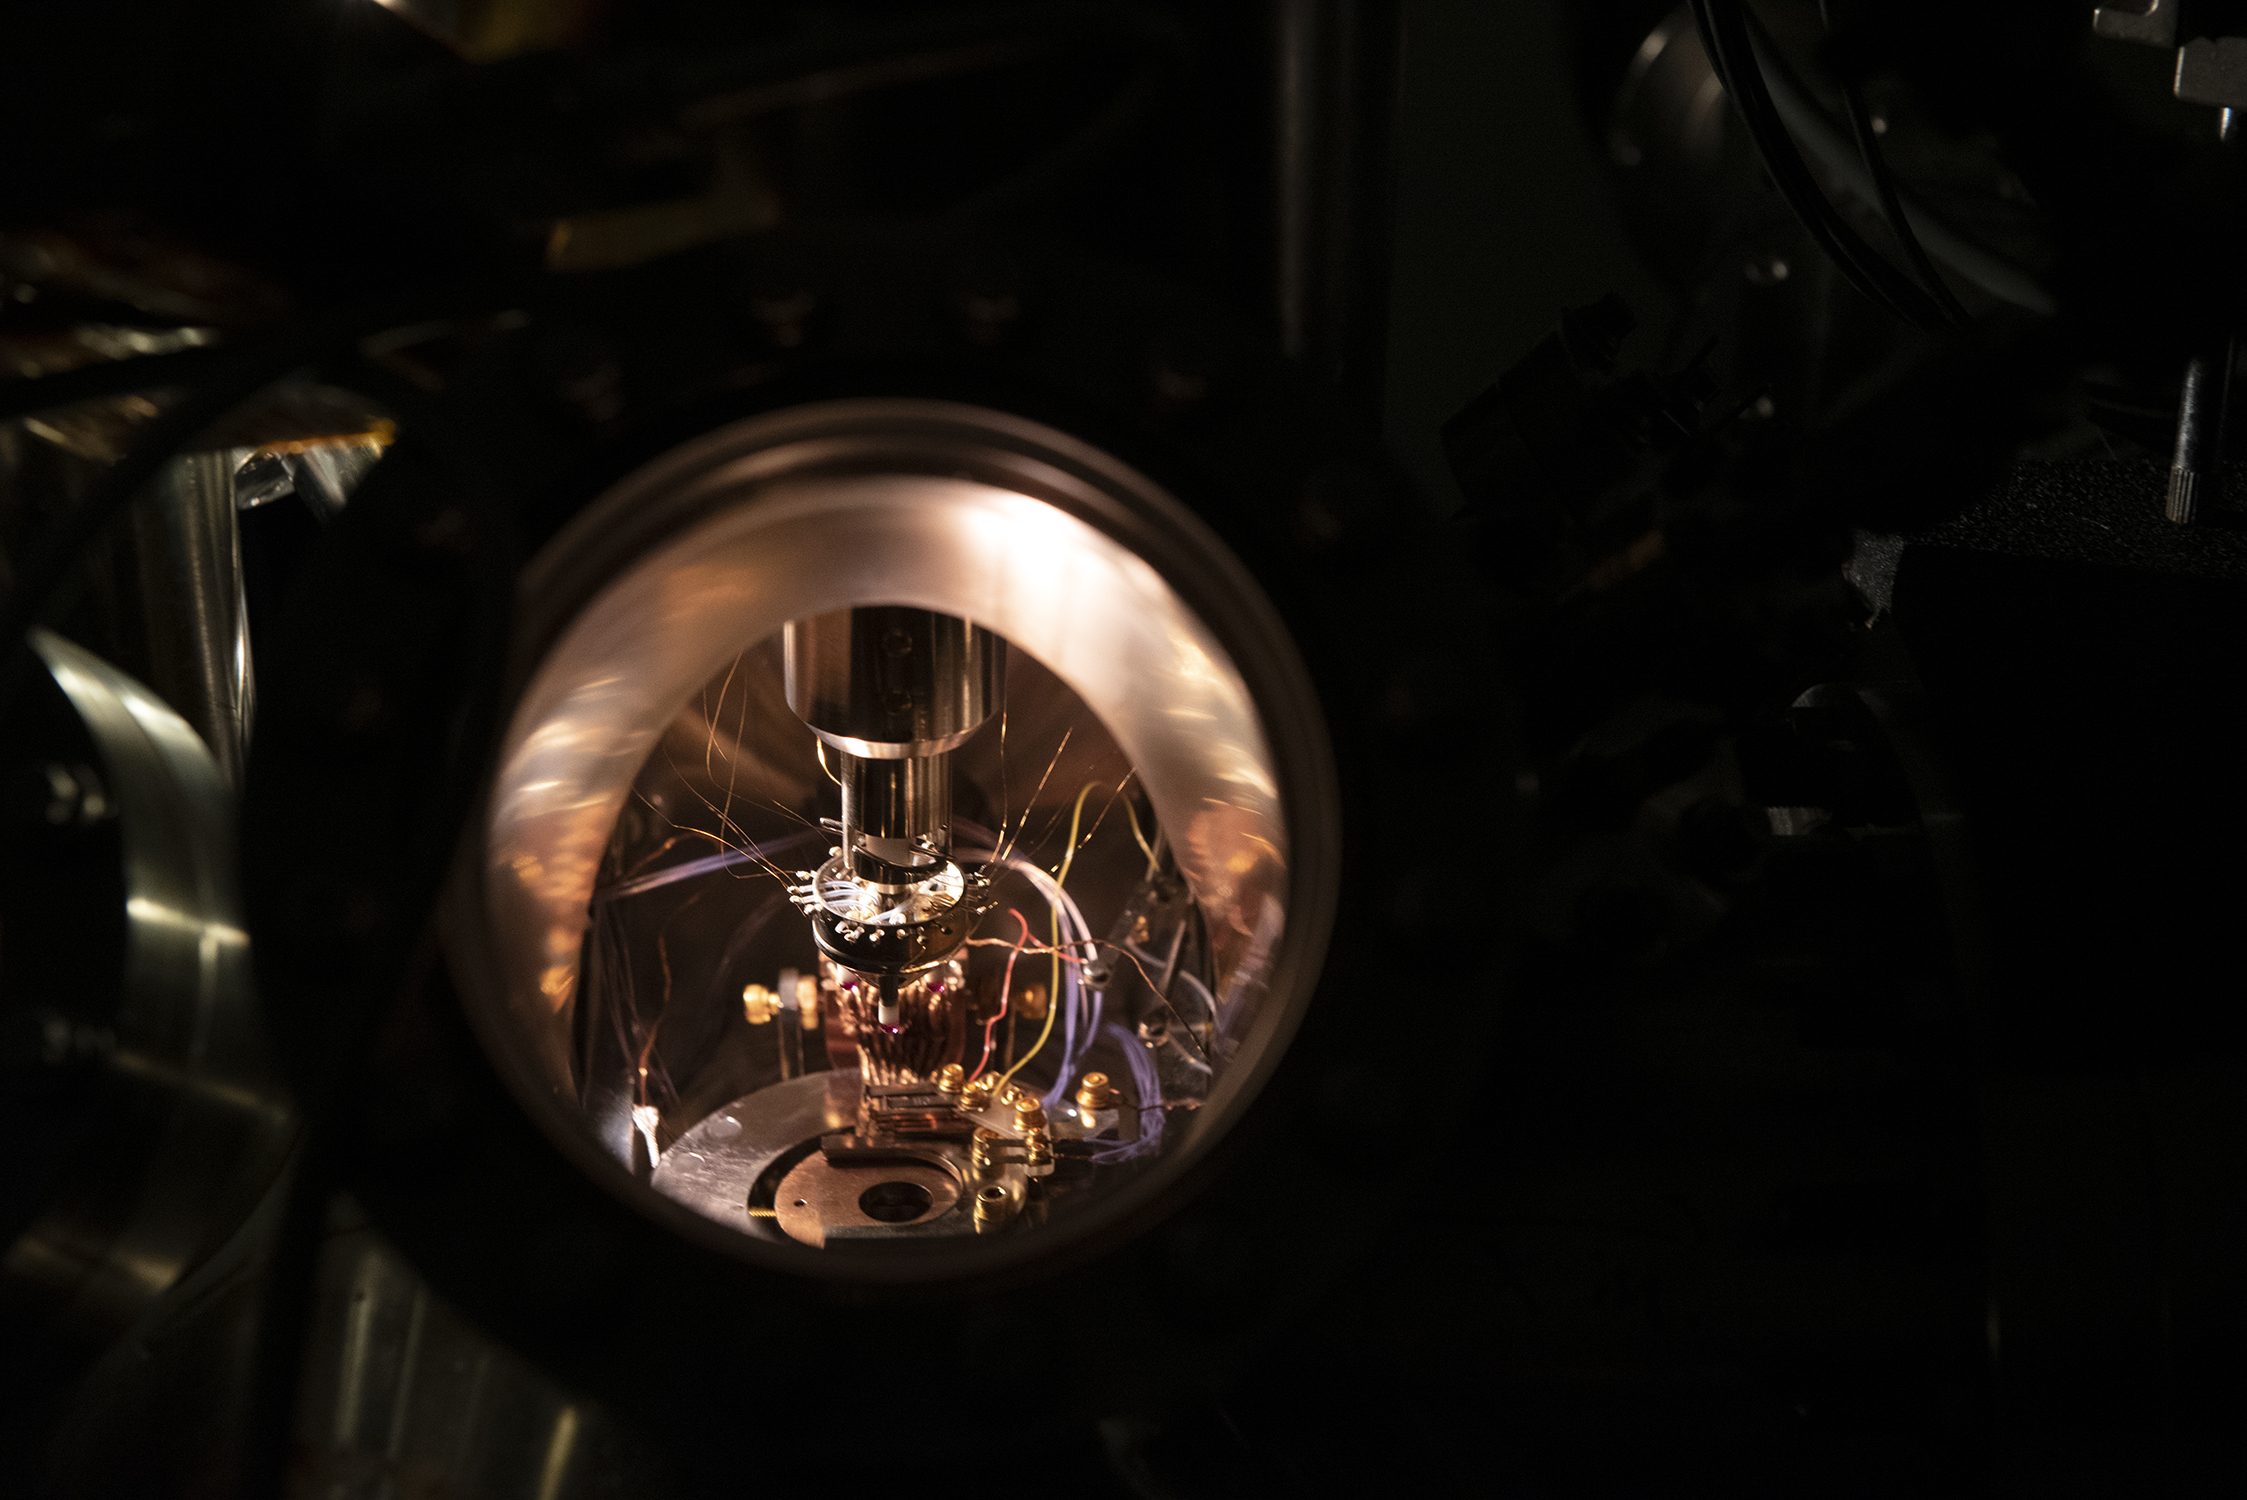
[839,750,951,850]
[783,606,1003,758]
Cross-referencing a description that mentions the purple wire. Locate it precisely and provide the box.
[952,841,1093,1109]
[1040,957,1081,1110]
[1042,965,1104,1111]
[592,827,826,903]
[1091,1019,1165,1162]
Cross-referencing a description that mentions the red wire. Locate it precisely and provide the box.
[967,907,1032,1083]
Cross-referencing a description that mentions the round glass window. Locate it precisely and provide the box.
[454,400,1338,1274]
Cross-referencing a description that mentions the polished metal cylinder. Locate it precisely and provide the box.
[783,606,1003,758]
[840,749,951,879]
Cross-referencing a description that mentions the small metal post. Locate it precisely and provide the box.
[2166,350,2229,523]
[777,966,802,1079]
[2168,106,2242,523]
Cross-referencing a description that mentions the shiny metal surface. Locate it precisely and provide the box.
[793,851,979,978]
[2093,0,2181,48]
[1742,18,2054,316]
[789,606,1001,965]
[2167,349,2229,524]
[1611,13,1727,181]
[1612,7,2053,318]
[291,1206,659,1500]
[6,632,292,1349]
[840,749,952,866]
[772,1153,963,1248]
[784,605,1003,758]
[130,451,252,785]
[461,399,1339,1272]
[648,1073,852,1235]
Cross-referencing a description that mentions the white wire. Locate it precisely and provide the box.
[958,849,1093,953]
[959,848,1097,1089]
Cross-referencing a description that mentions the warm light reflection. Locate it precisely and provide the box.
[125,895,248,948]
[480,417,1310,1127]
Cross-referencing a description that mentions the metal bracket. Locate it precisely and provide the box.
[2092,2,2247,111]
[2177,35,2247,109]
[2092,0,2180,48]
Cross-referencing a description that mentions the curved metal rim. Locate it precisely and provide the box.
[442,398,1340,1285]
[13,631,293,1333]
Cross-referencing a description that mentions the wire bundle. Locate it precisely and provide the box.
[958,844,1099,1100]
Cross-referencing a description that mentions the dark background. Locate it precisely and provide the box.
[7,2,2247,1496]
[1384,0,1673,513]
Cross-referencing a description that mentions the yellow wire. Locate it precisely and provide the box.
[997,781,1097,1093]
[1122,794,1160,878]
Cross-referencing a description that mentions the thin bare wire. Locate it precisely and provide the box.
[636,888,703,1108]
[995,679,1011,854]
[654,747,798,886]
[635,785,796,891]
[995,724,1071,864]
[995,781,1099,1090]
[968,907,1034,1082]
[1122,794,1161,877]
[961,931,1211,1064]
[702,651,743,783]
[1069,770,1138,859]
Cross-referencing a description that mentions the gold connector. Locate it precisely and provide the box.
[935,1063,965,1099]
[972,1183,1013,1230]
[741,984,777,1025]
[971,1127,1006,1177]
[1013,1095,1048,1132]
[1075,1071,1117,1113]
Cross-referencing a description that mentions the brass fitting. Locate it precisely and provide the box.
[971,1127,1006,1177]
[935,1062,965,1100]
[999,1081,1030,1110]
[1074,1071,1117,1113]
[972,1183,1012,1230]
[741,984,777,1024]
[1012,1095,1047,1132]
[961,1073,998,1111]
[1021,1126,1054,1177]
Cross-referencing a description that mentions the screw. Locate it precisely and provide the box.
[1076,1072,1118,1112]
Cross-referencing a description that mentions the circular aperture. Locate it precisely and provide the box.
[859,1181,934,1222]
[449,400,1339,1279]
